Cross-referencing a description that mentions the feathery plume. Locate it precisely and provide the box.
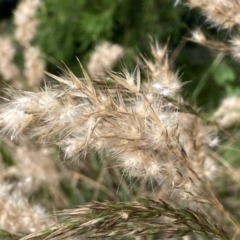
[14,0,40,47]
[23,46,44,87]
[0,36,20,81]
[214,96,240,128]
[0,184,53,235]
[0,44,217,208]
[87,42,124,77]
[142,43,182,97]
[229,35,240,61]
[1,140,67,206]
[185,0,240,29]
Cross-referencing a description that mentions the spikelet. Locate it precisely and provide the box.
[87,42,124,77]
[0,108,33,140]
[13,0,44,88]
[176,112,217,181]
[142,43,182,97]
[229,35,240,61]
[214,96,240,128]
[185,0,240,29]
[1,140,66,205]
[187,29,231,54]
[23,46,44,88]
[0,184,53,234]
[14,0,40,47]
[0,36,20,81]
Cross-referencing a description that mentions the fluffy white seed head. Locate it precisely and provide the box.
[230,36,240,61]
[0,109,33,139]
[88,42,124,76]
[0,184,53,234]
[191,29,206,43]
[0,36,20,81]
[214,96,240,128]
[14,0,40,46]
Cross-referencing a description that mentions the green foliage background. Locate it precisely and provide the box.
[35,0,240,109]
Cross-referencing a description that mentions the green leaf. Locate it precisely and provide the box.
[213,61,236,86]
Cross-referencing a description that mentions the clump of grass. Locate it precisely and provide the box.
[0,1,240,240]
[0,43,216,208]
[0,43,236,239]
